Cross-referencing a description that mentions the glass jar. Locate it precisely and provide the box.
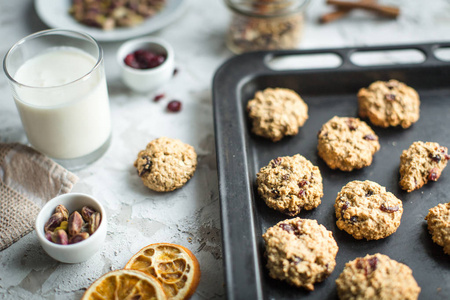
[225,0,310,54]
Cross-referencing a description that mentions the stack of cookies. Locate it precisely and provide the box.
[247,80,450,299]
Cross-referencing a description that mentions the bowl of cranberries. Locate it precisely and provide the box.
[117,37,174,92]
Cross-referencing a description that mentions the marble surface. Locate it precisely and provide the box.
[1,0,450,299]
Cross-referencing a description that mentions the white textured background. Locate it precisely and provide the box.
[0,0,450,299]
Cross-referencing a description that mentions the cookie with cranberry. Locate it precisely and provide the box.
[247,88,308,142]
[358,79,420,128]
[336,253,421,300]
[134,137,197,192]
[256,154,323,216]
[425,202,450,255]
[263,217,338,291]
[335,180,403,240]
[317,116,380,171]
[399,141,449,192]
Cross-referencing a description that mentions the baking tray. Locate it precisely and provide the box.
[212,43,450,300]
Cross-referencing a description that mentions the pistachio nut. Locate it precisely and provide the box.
[88,212,101,234]
[68,211,84,237]
[69,232,90,244]
[55,204,69,221]
[54,221,69,232]
[45,231,52,242]
[51,229,68,245]
[44,212,64,233]
[81,206,96,223]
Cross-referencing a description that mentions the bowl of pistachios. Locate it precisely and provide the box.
[35,193,107,263]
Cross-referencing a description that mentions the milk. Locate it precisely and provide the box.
[13,47,111,159]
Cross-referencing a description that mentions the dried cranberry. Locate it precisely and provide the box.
[428,168,441,181]
[153,93,165,102]
[385,94,396,101]
[346,119,357,131]
[365,190,374,197]
[298,180,309,188]
[124,53,140,69]
[363,134,377,141]
[167,100,182,112]
[429,153,442,163]
[445,154,450,160]
[380,203,399,213]
[298,190,305,197]
[341,201,350,218]
[279,223,294,233]
[357,257,378,276]
[271,158,282,168]
[350,216,358,223]
[173,68,179,76]
[138,156,152,177]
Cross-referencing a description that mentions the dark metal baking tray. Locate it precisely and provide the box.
[213,43,450,300]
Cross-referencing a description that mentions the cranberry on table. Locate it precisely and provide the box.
[124,49,166,69]
[167,100,182,112]
[154,93,165,102]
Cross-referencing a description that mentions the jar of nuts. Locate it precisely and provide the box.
[224,0,310,54]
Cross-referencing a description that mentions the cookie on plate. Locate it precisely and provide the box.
[247,88,308,142]
[317,116,380,171]
[425,202,450,255]
[134,137,197,192]
[256,154,323,216]
[335,180,403,240]
[262,217,338,291]
[336,253,421,300]
[399,141,449,192]
[357,79,420,128]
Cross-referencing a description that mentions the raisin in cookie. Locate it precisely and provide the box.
[358,79,420,129]
[256,154,323,216]
[247,88,308,142]
[134,137,197,192]
[399,141,449,192]
[263,218,338,291]
[336,253,421,300]
[335,180,403,240]
[425,202,450,255]
[317,116,380,172]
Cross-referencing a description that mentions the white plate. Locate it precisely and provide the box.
[34,0,188,42]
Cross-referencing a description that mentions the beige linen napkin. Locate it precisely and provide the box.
[0,143,78,250]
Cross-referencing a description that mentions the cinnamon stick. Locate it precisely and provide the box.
[326,0,400,18]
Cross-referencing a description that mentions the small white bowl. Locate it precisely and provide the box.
[117,37,175,93]
[35,193,107,264]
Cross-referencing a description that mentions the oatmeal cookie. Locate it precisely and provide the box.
[358,79,420,128]
[262,217,338,291]
[335,180,403,240]
[399,141,449,192]
[336,253,421,300]
[317,116,380,171]
[425,202,450,255]
[247,88,308,142]
[256,154,323,216]
[134,137,197,192]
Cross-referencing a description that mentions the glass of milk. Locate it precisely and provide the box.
[3,29,111,170]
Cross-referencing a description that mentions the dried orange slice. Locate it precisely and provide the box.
[81,269,167,300]
[125,243,201,300]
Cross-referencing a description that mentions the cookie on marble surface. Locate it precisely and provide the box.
[425,202,450,255]
[358,79,420,129]
[256,154,323,216]
[336,253,421,300]
[335,180,403,240]
[134,137,197,192]
[247,88,308,142]
[262,217,338,291]
[317,116,380,172]
[399,141,449,192]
